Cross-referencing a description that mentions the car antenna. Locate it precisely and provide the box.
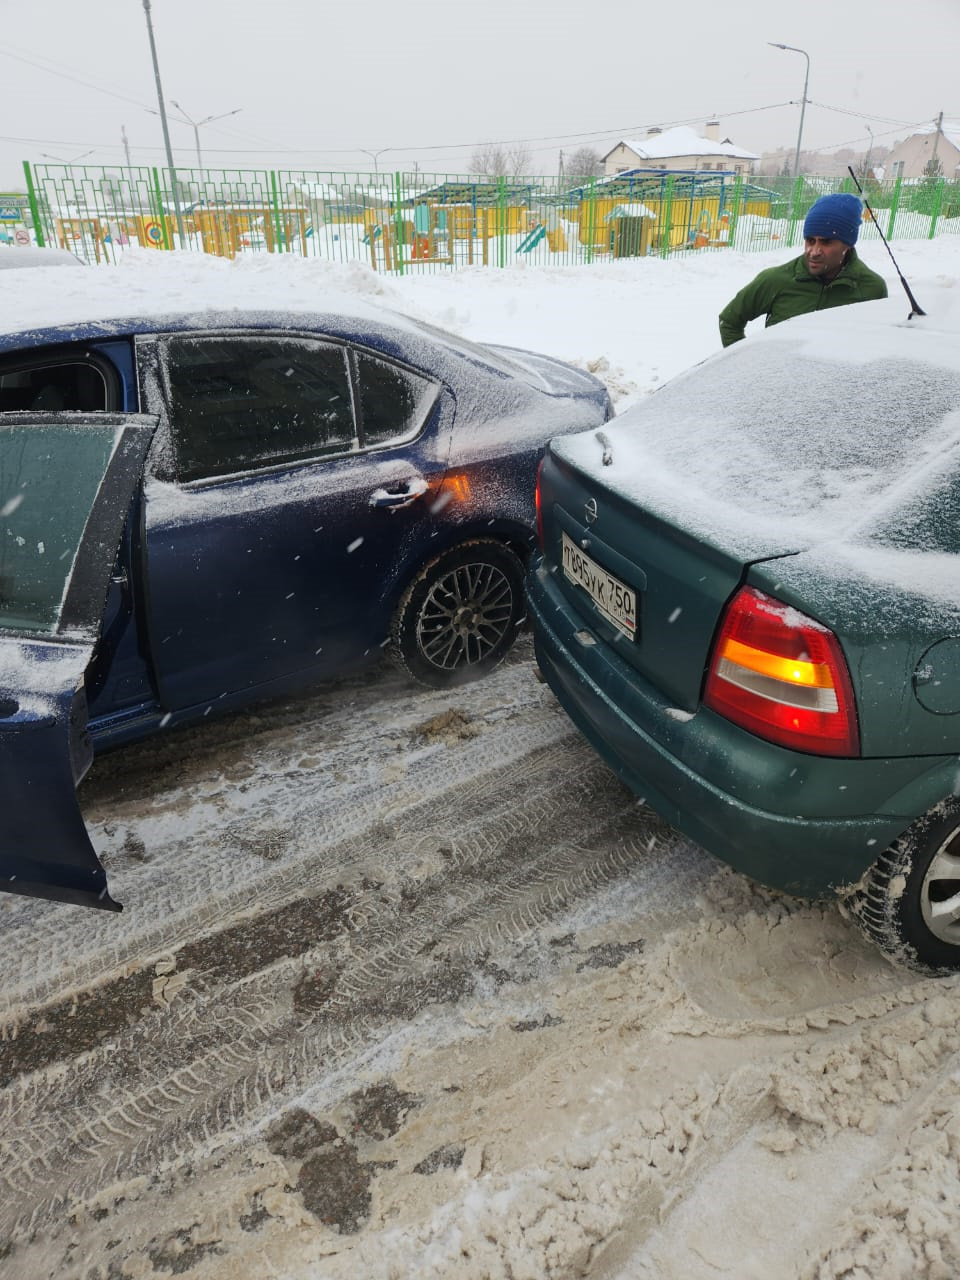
[847,166,926,318]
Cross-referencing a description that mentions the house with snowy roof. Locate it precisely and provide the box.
[881,120,960,179]
[602,122,758,178]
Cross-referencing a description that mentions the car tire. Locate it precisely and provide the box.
[391,540,525,689]
[845,801,960,972]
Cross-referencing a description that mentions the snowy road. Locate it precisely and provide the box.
[1,641,957,1280]
[2,240,960,1278]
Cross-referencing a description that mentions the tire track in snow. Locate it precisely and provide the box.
[0,646,561,1016]
[0,734,667,1241]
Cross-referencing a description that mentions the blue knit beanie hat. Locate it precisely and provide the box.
[803,193,862,245]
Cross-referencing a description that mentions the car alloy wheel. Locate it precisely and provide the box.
[391,540,525,689]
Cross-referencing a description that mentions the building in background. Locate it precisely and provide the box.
[602,122,758,178]
[881,119,960,180]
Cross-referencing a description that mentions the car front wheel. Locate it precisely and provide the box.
[391,540,525,689]
[846,801,960,972]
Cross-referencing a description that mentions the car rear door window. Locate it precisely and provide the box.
[354,352,438,448]
[163,336,356,482]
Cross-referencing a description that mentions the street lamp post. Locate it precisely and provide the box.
[41,150,94,165]
[864,125,874,181]
[169,101,242,183]
[360,149,390,177]
[768,42,810,182]
[140,0,186,245]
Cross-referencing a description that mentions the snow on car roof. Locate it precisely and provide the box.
[553,287,960,563]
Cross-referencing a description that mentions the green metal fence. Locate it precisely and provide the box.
[18,160,960,273]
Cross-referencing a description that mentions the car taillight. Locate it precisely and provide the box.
[535,457,545,549]
[703,586,859,757]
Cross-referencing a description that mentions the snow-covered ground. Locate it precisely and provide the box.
[5,231,959,411]
[1,237,960,1280]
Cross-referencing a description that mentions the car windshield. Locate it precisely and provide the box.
[0,423,120,633]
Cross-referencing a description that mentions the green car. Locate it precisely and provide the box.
[527,294,960,971]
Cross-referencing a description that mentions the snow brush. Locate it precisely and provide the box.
[847,165,926,318]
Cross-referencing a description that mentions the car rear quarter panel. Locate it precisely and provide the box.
[749,559,960,759]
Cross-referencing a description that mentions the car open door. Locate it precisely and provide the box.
[0,414,156,910]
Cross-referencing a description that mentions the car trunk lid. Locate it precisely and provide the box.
[541,332,960,713]
[538,444,803,712]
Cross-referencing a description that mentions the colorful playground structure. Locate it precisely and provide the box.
[24,160,942,271]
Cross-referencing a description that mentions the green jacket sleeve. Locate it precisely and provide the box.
[718,270,775,347]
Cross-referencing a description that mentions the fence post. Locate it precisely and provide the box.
[583,177,599,264]
[786,173,804,248]
[886,172,902,241]
[660,175,674,258]
[498,176,507,267]
[22,161,45,248]
[152,168,172,249]
[393,172,405,276]
[928,176,944,239]
[269,170,284,253]
[728,172,744,248]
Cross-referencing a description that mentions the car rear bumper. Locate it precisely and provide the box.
[527,560,950,898]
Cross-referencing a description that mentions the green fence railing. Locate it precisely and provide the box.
[16,161,960,273]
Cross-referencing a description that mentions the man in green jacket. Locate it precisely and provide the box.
[718,193,888,347]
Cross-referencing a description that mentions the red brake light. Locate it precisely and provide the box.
[704,587,860,757]
[535,457,545,549]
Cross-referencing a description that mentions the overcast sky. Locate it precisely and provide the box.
[2,0,958,190]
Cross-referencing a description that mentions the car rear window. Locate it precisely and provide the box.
[564,343,960,552]
[354,352,438,448]
[0,423,120,634]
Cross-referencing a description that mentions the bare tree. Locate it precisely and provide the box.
[471,143,533,178]
[565,147,602,179]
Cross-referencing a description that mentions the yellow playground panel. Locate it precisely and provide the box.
[191,206,308,258]
[57,214,174,258]
[577,190,770,251]
[57,207,308,259]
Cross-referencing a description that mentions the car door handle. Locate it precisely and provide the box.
[369,478,429,510]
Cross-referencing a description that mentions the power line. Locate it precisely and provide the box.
[0,47,154,112]
[0,103,796,161]
[1,101,946,170]
[807,100,946,129]
[802,122,916,155]
[2,36,951,159]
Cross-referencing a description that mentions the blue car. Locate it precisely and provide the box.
[0,304,612,911]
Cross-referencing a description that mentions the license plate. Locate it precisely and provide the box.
[561,532,637,640]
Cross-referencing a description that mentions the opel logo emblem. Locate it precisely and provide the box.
[584,497,598,524]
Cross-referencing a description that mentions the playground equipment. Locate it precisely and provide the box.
[517,211,568,254]
[605,203,656,257]
[690,207,712,248]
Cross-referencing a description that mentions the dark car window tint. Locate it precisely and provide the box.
[355,353,437,448]
[164,336,355,482]
[0,362,108,413]
[0,422,118,633]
